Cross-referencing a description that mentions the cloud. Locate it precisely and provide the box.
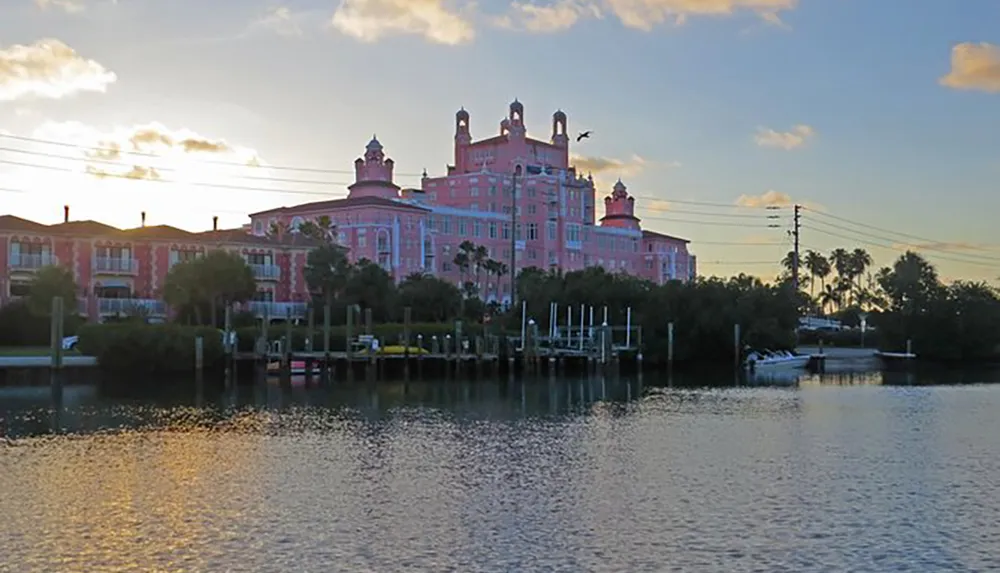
[939,42,1000,93]
[0,38,116,101]
[494,0,796,33]
[87,164,162,181]
[494,0,601,33]
[571,153,647,176]
[754,124,814,150]
[735,189,792,208]
[32,121,260,181]
[254,6,305,36]
[331,0,475,45]
[34,0,86,13]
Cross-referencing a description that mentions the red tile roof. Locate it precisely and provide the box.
[642,229,690,243]
[250,194,430,217]
[0,214,318,248]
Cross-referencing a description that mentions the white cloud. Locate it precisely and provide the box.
[34,0,86,13]
[571,153,647,177]
[754,124,814,150]
[494,0,796,33]
[735,189,791,207]
[0,38,116,101]
[33,121,260,181]
[255,6,305,36]
[331,0,476,45]
[495,0,601,33]
[940,42,1000,93]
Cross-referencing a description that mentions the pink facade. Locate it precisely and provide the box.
[251,100,696,302]
[0,212,314,322]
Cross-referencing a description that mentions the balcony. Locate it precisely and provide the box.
[94,257,139,275]
[98,298,167,316]
[245,301,308,320]
[9,253,59,271]
[249,263,281,281]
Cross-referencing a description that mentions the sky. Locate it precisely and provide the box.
[0,0,998,282]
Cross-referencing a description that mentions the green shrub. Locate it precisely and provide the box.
[78,323,223,373]
[0,300,85,347]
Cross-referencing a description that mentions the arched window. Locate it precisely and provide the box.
[290,216,304,231]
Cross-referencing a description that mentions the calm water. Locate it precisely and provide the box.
[2,371,1000,572]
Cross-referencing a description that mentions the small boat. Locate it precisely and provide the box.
[873,350,917,361]
[744,349,811,371]
[266,360,309,375]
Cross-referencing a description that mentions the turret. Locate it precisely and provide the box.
[455,107,471,172]
[552,110,568,148]
[599,179,641,230]
[347,135,400,199]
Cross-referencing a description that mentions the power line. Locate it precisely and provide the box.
[0,156,351,197]
[804,217,1000,264]
[698,260,782,266]
[631,193,790,210]
[0,131,427,177]
[802,206,1000,256]
[0,144,407,187]
[803,225,999,268]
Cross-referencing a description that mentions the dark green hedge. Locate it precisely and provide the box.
[78,323,224,373]
[0,300,85,347]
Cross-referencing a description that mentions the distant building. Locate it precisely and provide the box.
[251,99,696,303]
[0,208,314,322]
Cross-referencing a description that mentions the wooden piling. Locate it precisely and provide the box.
[323,303,331,380]
[667,322,675,367]
[734,323,742,370]
[49,296,65,390]
[194,336,204,373]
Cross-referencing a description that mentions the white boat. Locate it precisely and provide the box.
[744,349,811,371]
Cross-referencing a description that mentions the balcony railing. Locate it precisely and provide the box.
[94,257,139,274]
[249,263,281,280]
[9,253,58,270]
[98,298,167,316]
[245,301,308,319]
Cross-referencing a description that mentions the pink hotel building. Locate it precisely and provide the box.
[0,100,695,322]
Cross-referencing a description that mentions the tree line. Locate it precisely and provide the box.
[3,215,999,363]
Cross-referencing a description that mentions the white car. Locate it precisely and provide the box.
[62,335,79,351]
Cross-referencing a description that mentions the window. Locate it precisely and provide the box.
[441,217,451,234]
[502,223,511,240]
[290,216,304,230]
[471,202,479,211]
[473,220,482,238]
[489,185,497,196]
[357,229,367,248]
[253,220,263,235]
[515,223,522,240]
[471,187,479,197]
[489,222,497,239]
[459,219,467,236]
[526,223,538,241]
[547,222,557,241]
[527,204,536,215]
[565,224,581,242]
[245,252,272,265]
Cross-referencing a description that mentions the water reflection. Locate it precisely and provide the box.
[3,369,1000,571]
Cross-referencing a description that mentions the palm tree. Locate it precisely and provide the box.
[802,250,826,299]
[781,250,798,283]
[472,245,488,293]
[819,283,841,315]
[849,248,873,305]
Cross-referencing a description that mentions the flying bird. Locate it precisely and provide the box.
[576,131,592,142]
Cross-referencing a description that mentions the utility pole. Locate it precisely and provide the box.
[509,169,518,309]
[792,204,801,290]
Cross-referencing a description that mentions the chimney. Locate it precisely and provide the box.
[141,211,146,227]
[212,216,218,231]
[63,205,69,223]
